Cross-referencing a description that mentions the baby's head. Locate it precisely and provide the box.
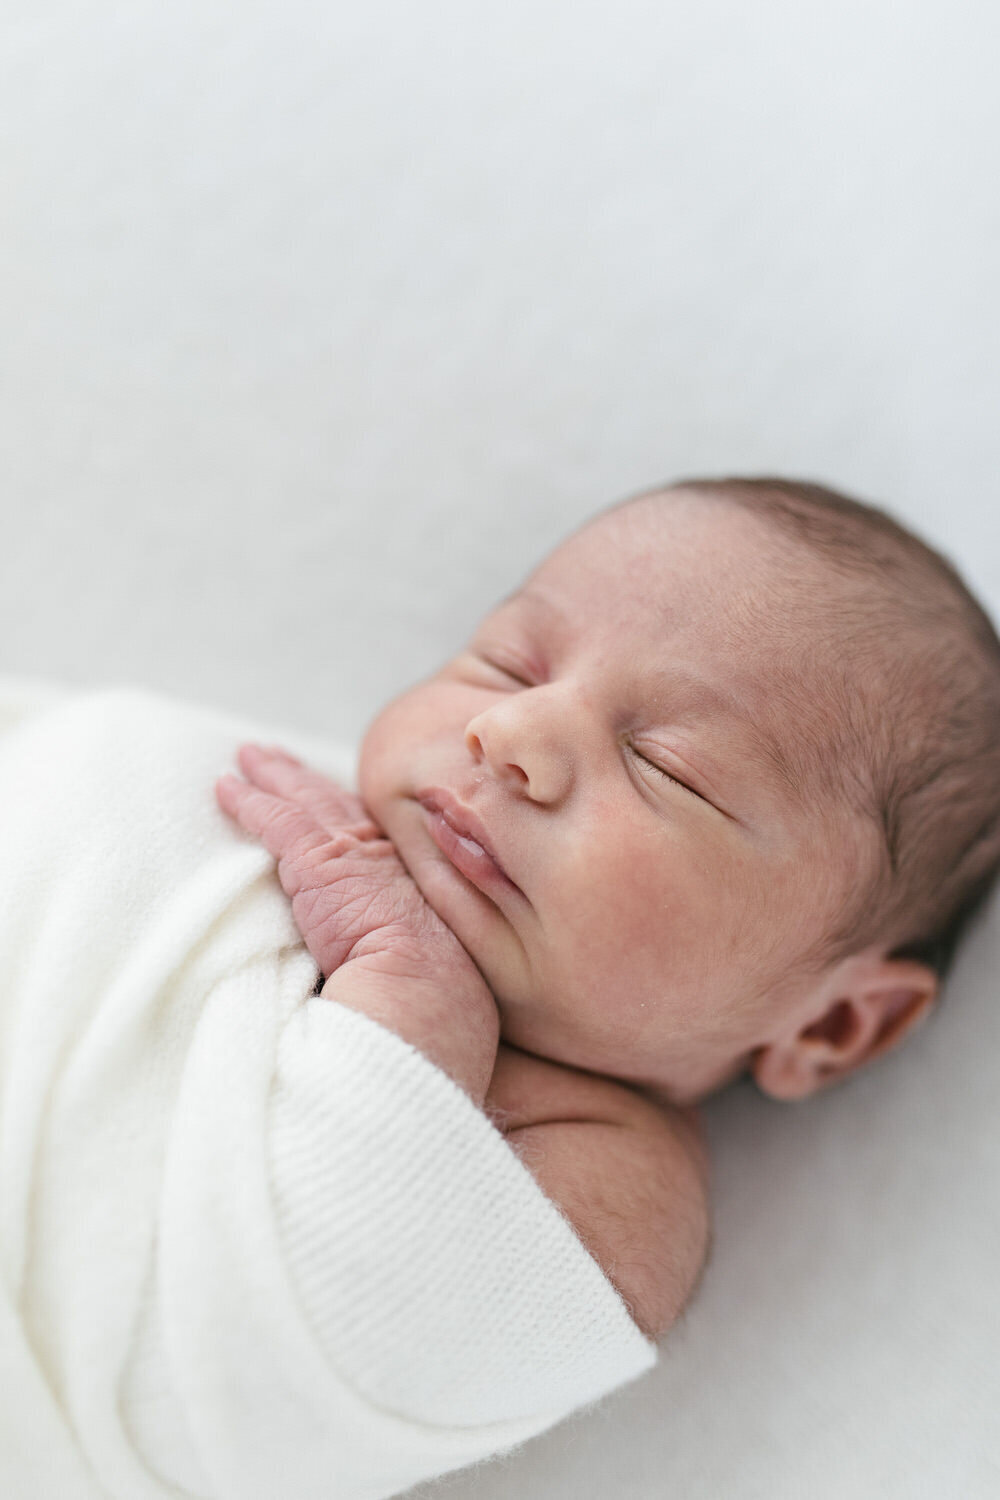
[359,478,1000,1105]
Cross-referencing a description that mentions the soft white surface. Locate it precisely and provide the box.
[1,2,998,1494]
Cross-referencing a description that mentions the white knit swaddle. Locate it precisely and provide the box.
[0,679,655,1500]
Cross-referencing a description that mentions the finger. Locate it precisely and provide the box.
[237,750,371,832]
[235,744,374,836]
[216,775,333,866]
[237,743,342,800]
[216,773,251,820]
[217,773,286,837]
[250,744,306,768]
[236,744,308,793]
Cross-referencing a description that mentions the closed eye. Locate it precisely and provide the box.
[628,743,705,801]
[473,652,534,687]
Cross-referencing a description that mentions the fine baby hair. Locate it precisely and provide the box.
[631,476,1000,987]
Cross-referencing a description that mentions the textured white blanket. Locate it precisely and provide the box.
[0,678,654,1500]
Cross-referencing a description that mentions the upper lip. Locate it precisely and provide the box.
[415,786,519,888]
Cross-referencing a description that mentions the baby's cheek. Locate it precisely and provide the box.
[357,691,422,813]
[548,833,675,976]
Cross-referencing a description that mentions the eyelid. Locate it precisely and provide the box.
[484,659,532,685]
[638,753,699,797]
[626,739,708,802]
[470,642,538,685]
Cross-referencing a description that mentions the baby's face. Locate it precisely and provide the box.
[360,493,877,1104]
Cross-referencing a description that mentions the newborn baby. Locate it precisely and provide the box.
[218,475,1000,1345]
[3,475,998,1500]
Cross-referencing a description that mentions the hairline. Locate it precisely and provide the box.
[609,481,911,969]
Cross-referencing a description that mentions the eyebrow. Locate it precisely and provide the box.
[495,586,807,802]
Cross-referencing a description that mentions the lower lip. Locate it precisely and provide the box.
[421,806,521,901]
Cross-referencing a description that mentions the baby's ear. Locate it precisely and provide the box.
[750,949,938,1102]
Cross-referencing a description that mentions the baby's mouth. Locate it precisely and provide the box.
[416,789,522,900]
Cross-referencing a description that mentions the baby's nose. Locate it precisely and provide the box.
[464,721,529,789]
[464,700,571,804]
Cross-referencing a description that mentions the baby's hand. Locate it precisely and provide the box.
[217,748,708,1340]
[215,746,499,1102]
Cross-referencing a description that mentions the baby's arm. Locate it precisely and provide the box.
[487,1046,711,1338]
[217,745,710,1340]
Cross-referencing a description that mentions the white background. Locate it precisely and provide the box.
[2,3,998,1496]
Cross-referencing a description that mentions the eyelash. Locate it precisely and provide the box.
[476,654,534,686]
[633,750,698,798]
[476,653,701,800]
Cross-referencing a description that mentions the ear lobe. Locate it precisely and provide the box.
[750,954,938,1102]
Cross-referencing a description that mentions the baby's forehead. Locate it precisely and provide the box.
[537,491,817,595]
[529,497,842,650]
[517,500,885,808]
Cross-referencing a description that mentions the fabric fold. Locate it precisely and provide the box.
[0,678,656,1500]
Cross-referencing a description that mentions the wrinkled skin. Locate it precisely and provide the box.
[215,740,712,1338]
[216,744,500,1102]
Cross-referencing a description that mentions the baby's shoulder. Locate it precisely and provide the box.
[487,1042,706,1155]
[485,1045,711,1339]
[487,1043,651,1128]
